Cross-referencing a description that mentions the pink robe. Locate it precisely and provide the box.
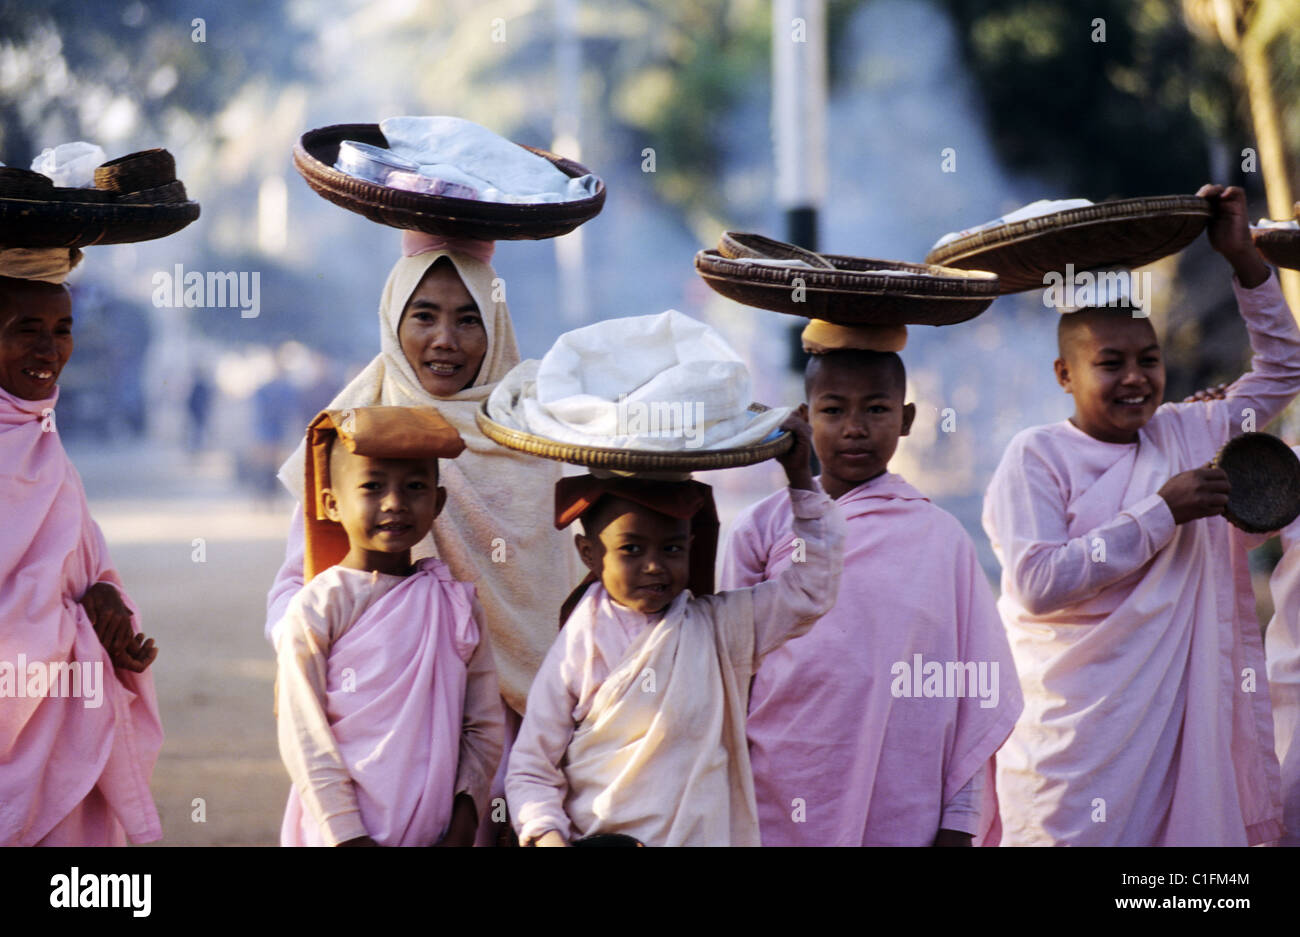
[982,273,1299,845]
[276,558,503,846]
[0,385,163,845]
[507,486,843,846]
[1265,445,1300,846]
[722,472,1022,846]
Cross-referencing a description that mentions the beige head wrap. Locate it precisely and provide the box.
[0,247,83,284]
[279,250,581,713]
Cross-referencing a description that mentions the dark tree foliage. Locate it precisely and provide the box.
[938,0,1245,198]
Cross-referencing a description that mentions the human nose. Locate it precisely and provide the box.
[32,329,58,359]
[427,314,459,351]
[380,487,406,513]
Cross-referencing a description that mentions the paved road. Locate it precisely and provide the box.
[71,441,293,846]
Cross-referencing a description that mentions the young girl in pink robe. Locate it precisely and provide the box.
[982,185,1300,845]
[0,268,163,846]
[723,326,1022,846]
[275,407,503,846]
[506,411,844,846]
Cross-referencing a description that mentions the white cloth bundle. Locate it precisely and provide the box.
[933,198,1094,250]
[1254,218,1300,230]
[30,142,106,189]
[488,310,789,451]
[379,116,597,204]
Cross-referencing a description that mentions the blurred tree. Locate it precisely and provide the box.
[938,0,1250,197]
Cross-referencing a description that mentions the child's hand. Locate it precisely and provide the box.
[1184,382,1230,403]
[113,633,158,673]
[432,793,478,847]
[1197,183,1270,287]
[338,835,380,847]
[932,828,973,847]
[776,405,815,491]
[532,830,568,847]
[1158,467,1230,524]
[80,582,134,660]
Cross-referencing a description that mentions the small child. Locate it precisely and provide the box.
[722,321,1022,846]
[505,411,844,846]
[276,406,503,846]
[983,184,1300,845]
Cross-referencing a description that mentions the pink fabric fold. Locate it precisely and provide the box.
[280,559,480,846]
[0,385,163,845]
[722,473,1021,846]
[401,229,495,264]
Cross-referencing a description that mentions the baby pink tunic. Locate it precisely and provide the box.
[982,273,1300,845]
[1264,445,1300,846]
[723,472,1022,845]
[506,486,843,846]
[276,558,503,846]
[0,385,163,845]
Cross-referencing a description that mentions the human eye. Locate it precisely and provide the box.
[820,405,841,415]
[460,313,483,328]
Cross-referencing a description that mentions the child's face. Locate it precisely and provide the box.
[398,262,488,398]
[576,498,692,615]
[0,283,73,400]
[807,359,914,499]
[323,453,444,560]
[1055,314,1164,444]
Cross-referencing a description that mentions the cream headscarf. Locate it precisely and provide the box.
[278,249,580,714]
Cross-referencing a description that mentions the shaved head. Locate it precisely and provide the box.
[804,349,907,400]
[1057,306,1157,363]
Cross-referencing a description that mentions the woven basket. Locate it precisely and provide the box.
[694,247,999,326]
[1210,432,1300,533]
[475,402,792,472]
[0,197,201,248]
[925,195,1211,294]
[293,123,606,241]
[116,181,188,205]
[93,148,176,194]
[1252,226,1300,271]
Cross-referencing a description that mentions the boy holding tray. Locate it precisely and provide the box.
[495,310,844,846]
[721,320,1022,846]
[983,184,1300,845]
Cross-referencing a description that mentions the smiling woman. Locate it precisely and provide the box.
[0,267,164,847]
[0,276,73,401]
[397,257,489,398]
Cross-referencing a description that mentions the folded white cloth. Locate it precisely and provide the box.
[1254,218,1300,230]
[30,142,106,188]
[487,310,789,451]
[379,116,597,204]
[933,198,1094,250]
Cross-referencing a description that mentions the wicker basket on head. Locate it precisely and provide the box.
[93,148,177,194]
[925,195,1211,294]
[1252,226,1300,271]
[695,234,999,327]
[1210,432,1300,533]
[293,123,606,241]
[475,402,792,473]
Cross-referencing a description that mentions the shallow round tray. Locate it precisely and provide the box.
[0,196,201,247]
[925,195,1211,294]
[1211,432,1300,533]
[475,402,792,472]
[694,246,999,326]
[1252,226,1300,271]
[293,123,606,241]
